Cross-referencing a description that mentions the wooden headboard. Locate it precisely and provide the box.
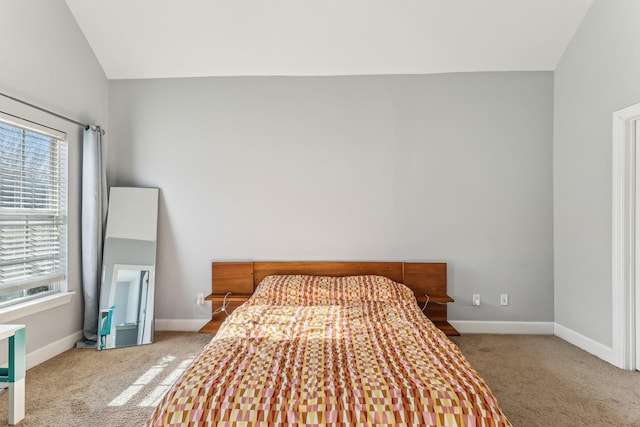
[206,261,458,336]
[211,261,448,300]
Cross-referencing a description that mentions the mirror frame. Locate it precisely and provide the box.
[98,187,159,351]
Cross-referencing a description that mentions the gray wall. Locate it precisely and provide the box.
[0,1,108,356]
[108,72,554,323]
[554,0,640,346]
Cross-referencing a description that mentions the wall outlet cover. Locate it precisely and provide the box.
[472,294,481,306]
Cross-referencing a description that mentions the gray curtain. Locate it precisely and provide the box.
[80,126,107,343]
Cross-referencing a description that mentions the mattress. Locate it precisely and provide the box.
[146,274,511,426]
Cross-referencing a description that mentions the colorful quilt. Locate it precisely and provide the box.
[146,275,511,426]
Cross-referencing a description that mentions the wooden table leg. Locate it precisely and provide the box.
[8,328,25,425]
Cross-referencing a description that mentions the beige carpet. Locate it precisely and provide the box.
[0,332,638,426]
[0,332,212,427]
[451,334,640,426]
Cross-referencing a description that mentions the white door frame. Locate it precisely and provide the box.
[612,102,640,370]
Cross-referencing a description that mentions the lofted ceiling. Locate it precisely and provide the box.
[65,0,593,80]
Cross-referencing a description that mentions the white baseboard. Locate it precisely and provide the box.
[553,323,617,366]
[155,319,209,332]
[449,320,555,334]
[26,330,83,369]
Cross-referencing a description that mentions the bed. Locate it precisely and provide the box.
[146,263,511,426]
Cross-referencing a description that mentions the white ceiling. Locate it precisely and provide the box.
[65,0,593,80]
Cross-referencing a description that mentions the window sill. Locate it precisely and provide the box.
[0,292,75,323]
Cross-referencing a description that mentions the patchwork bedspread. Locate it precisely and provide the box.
[146,275,511,426]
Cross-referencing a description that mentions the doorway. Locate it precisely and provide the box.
[636,119,640,369]
[612,101,640,370]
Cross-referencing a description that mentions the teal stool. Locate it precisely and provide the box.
[0,325,26,425]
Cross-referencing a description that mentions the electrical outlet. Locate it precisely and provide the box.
[196,293,205,305]
[472,294,481,307]
[500,294,509,306]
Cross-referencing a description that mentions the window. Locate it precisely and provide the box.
[0,114,67,308]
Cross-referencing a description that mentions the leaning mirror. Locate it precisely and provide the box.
[98,187,159,350]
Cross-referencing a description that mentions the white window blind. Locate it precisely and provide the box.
[0,114,67,305]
